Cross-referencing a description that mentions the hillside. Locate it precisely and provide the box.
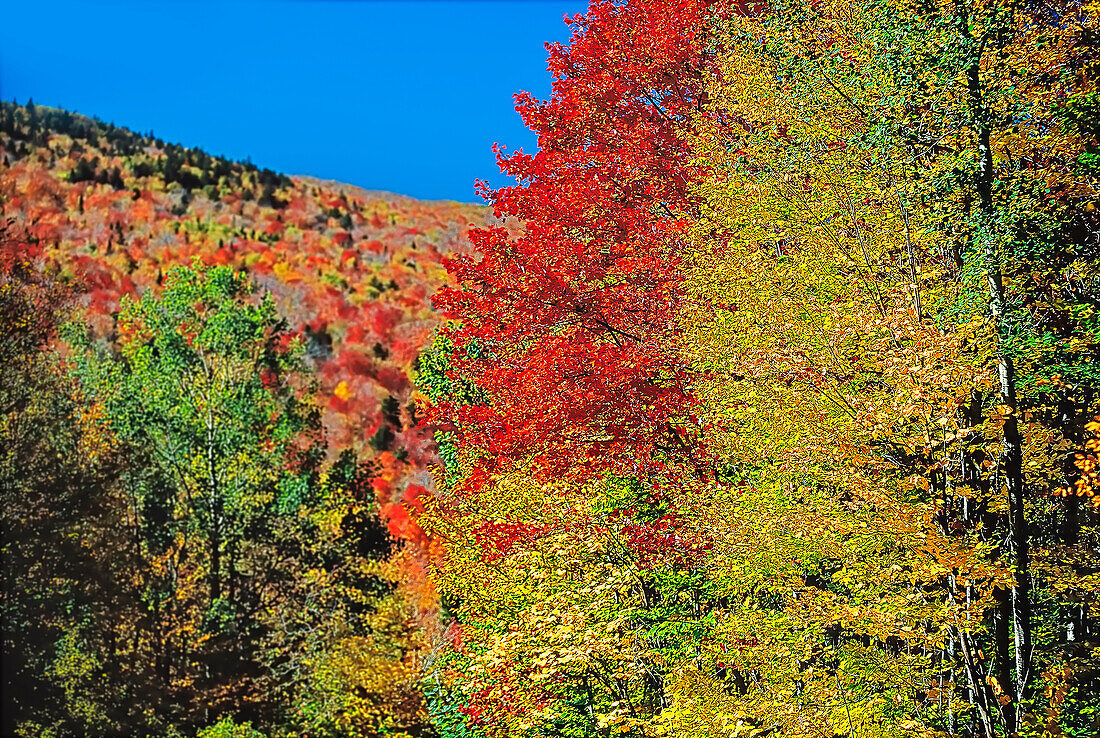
[0,101,488,550]
[0,101,501,734]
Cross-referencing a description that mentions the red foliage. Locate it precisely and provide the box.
[617,512,712,569]
[0,222,41,272]
[332,348,375,378]
[432,0,716,484]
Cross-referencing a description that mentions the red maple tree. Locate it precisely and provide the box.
[432,0,720,485]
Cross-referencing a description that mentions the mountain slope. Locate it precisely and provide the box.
[1,101,489,550]
[1,101,504,732]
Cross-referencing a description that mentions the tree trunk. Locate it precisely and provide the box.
[962,14,1033,720]
[994,586,1015,730]
[207,437,222,605]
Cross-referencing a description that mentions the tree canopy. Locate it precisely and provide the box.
[420,1,1100,736]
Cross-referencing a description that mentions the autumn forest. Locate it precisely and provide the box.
[2,1,1099,737]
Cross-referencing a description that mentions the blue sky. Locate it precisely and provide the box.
[0,0,589,202]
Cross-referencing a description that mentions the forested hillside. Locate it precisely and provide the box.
[1,100,493,736]
[4,0,1100,736]
[0,99,493,538]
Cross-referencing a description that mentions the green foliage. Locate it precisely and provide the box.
[39,261,397,732]
[197,716,267,738]
[46,630,112,734]
[69,260,316,612]
[423,680,479,738]
[415,331,476,488]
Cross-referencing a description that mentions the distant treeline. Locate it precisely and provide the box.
[1,101,290,207]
